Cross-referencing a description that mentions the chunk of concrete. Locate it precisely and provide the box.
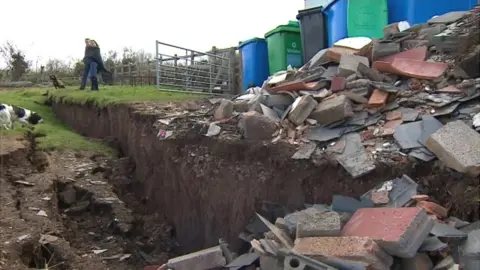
[214,99,234,120]
[425,120,480,177]
[288,95,318,126]
[238,111,277,140]
[284,208,327,235]
[337,54,370,78]
[309,95,353,125]
[166,245,226,270]
[372,41,400,62]
[342,208,434,258]
[293,237,393,270]
[401,253,433,270]
[296,211,342,238]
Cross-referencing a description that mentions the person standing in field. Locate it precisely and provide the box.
[80,38,110,91]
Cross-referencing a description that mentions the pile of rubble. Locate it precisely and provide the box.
[152,175,479,270]
[148,8,480,270]
[195,7,480,180]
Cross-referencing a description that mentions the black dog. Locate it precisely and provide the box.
[50,74,65,89]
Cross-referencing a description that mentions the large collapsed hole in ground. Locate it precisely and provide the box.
[50,100,480,255]
[0,134,174,269]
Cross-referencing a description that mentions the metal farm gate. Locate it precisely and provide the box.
[155,41,235,94]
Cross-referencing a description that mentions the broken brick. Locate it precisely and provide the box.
[293,236,393,270]
[326,47,357,63]
[288,95,318,126]
[371,190,389,205]
[342,208,434,258]
[330,76,346,92]
[417,201,448,219]
[337,54,370,78]
[309,95,353,125]
[368,89,389,107]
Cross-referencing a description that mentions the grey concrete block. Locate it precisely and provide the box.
[309,95,353,125]
[337,55,370,78]
[296,211,342,238]
[372,41,400,62]
[425,120,480,177]
[288,95,318,126]
[166,245,226,270]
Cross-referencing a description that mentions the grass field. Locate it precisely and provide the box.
[0,86,200,153]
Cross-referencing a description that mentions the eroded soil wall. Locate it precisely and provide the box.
[52,102,478,253]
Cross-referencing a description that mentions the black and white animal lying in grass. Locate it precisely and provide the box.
[0,104,43,130]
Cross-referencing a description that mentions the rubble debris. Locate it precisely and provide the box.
[238,111,277,140]
[293,236,393,270]
[334,133,376,178]
[430,221,468,239]
[342,207,433,258]
[417,201,448,219]
[214,99,234,120]
[225,252,259,270]
[291,142,317,160]
[425,120,480,177]
[161,245,226,270]
[171,8,480,269]
[288,95,318,126]
[280,249,338,270]
[337,54,370,78]
[309,95,353,125]
[296,211,342,238]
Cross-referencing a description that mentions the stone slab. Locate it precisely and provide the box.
[425,120,480,176]
[335,133,376,178]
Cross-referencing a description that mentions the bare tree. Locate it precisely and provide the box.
[0,41,30,80]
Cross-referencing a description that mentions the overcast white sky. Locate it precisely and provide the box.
[0,0,304,68]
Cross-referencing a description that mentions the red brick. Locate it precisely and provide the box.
[386,111,402,121]
[293,236,393,270]
[416,201,448,219]
[330,76,346,92]
[368,89,389,107]
[342,208,434,258]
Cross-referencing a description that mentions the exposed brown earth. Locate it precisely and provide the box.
[51,100,479,255]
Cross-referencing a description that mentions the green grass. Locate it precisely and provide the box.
[1,86,202,153]
[49,85,203,108]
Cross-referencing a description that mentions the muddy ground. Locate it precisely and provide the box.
[50,99,480,255]
[0,134,174,269]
